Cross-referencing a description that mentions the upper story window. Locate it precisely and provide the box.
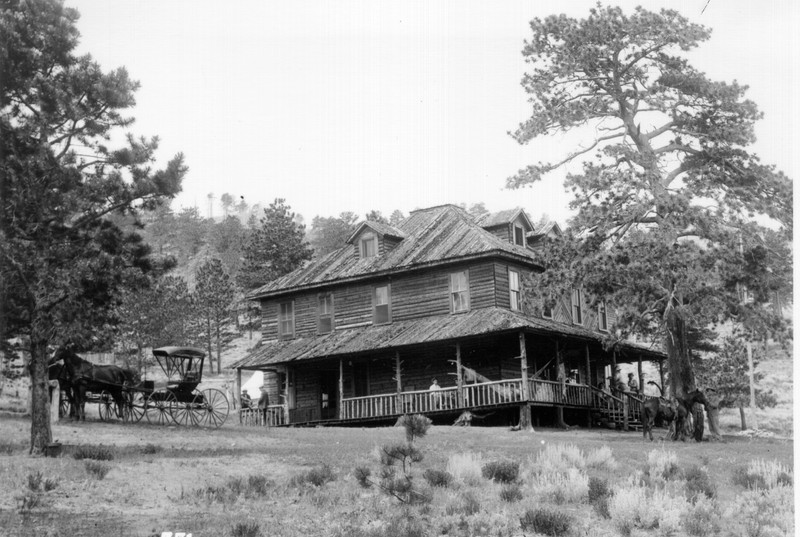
[513,225,526,247]
[374,284,391,324]
[509,269,521,311]
[598,301,608,332]
[450,270,470,313]
[279,301,295,338]
[318,293,334,334]
[571,289,583,325]
[360,232,378,258]
[542,301,553,319]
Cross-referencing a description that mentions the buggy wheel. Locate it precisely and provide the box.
[171,393,202,426]
[199,388,229,428]
[145,389,176,426]
[98,391,114,421]
[123,391,146,423]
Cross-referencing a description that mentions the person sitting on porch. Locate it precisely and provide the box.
[566,371,577,384]
[627,373,639,394]
[240,390,252,409]
[429,378,442,409]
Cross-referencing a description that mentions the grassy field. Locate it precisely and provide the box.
[0,412,793,537]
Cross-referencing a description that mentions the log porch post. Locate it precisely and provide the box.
[395,352,402,414]
[585,344,592,428]
[659,359,665,395]
[455,343,464,407]
[518,332,532,430]
[637,355,643,395]
[555,339,567,428]
[338,359,344,420]
[235,368,242,421]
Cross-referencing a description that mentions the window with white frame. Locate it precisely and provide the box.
[279,301,295,337]
[450,270,470,313]
[360,232,377,258]
[571,289,583,325]
[509,269,521,311]
[598,301,608,331]
[374,284,391,324]
[318,293,333,334]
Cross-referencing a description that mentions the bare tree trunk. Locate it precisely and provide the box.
[28,336,52,455]
[215,313,221,374]
[705,391,723,440]
[665,306,703,441]
[205,316,213,374]
[738,404,747,430]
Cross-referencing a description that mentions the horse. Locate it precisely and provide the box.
[642,381,708,442]
[54,347,135,421]
[673,390,709,442]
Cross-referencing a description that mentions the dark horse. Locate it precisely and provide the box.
[642,381,708,442]
[54,347,139,421]
[47,361,75,418]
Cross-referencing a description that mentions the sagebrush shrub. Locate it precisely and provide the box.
[0,441,14,455]
[26,471,43,491]
[646,449,679,481]
[683,466,716,502]
[534,443,585,474]
[422,468,453,488]
[585,445,617,471]
[609,484,689,536]
[729,485,794,537]
[85,460,111,479]
[529,467,588,504]
[230,521,261,537]
[141,443,162,455]
[519,508,572,537]
[446,452,483,486]
[445,490,481,516]
[72,444,115,461]
[684,495,719,537]
[733,459,793,490]
[588,476,610,503]
[593,496,611,519]
[293,464,335,487]
[481,460,519,483]
[499,482,523,503]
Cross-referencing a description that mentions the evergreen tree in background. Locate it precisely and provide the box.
[238,199,313,291]
[0,0,186,452]
[508,5,792,442]
[195,258,235,373]
[308,212,359,258]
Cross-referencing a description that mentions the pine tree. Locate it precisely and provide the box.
[195,258,235,373]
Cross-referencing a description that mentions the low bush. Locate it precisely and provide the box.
[481,460,519,483]
[592,496,611,519]
[519,507,572,537]
[499,483,522,503]
[683,466,716,502]
[585,445,617,471]
[729,485,794,537]
[609,484,689,536]
[291,464,336,488]
[0,441,15,455]
[732,459,793,490]
[534,443,585,474]
[246,475,272,497]
[140,443,162,455]
[85,460,112,480]
[587,476,610,503]
[72,444,115,461]
[646,449,680,481]
[445,490,481,516]
[230,521,261,537]
[684,495,719,537]
[446,452,483,486]
[528,467,588,504]
[26,471,43,492]
[422,468,453,488]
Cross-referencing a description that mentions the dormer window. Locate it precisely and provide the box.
[360,232,377,258]
[598,301,608,332]
[513,225,526,247]
[571,289,583,325]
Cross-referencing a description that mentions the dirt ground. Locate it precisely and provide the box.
[0,409,793,537]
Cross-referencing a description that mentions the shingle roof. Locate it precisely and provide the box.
[231,307,664,369]
[248,205,543,300]
[346,221,406,243]
[477,207,533,229]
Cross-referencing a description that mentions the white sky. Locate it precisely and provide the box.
[68,0,798,227]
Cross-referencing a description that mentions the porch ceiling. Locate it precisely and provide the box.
[231,307,664,370]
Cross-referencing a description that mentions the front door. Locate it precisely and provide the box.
[320,374,338,420]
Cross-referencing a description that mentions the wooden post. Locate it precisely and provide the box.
[585,344,592,428]
[455,343,464,407]
[623,395,629,431]
[637,355,643,395]
[395,352,402,414]
[555,340,567,428]
[338,359,344,420]
[658,359,665,395]
[518,332,532,430]
[234,369,242,408]
[49,380,60,424]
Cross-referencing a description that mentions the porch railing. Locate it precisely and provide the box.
[239,405,287,427]
[528,380,592,406]
[341,392,399,420]
[463,380,523,407]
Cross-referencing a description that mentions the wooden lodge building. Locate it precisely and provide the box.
[231,205,664,428]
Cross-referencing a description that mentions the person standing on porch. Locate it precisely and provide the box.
[627,373,639,394]
[257,385,270,426]
[429,378,441,409]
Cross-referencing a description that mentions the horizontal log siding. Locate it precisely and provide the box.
[292,366,321,415]
[335,284,373,327]
[392,272,450,321]
[260,300,278,339]
[262,371,283,406]
[484,225,510,242]
[469,262,497,309]
[294,293,318,337]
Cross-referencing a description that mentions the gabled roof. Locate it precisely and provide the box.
[230,307,664,369]
[345,220,406,244]
[248,205,543,300]
[477,207,534,230]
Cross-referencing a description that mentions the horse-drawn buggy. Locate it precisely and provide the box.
[54,346,230,428]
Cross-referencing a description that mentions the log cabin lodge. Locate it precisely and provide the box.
[231,205,665,429]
